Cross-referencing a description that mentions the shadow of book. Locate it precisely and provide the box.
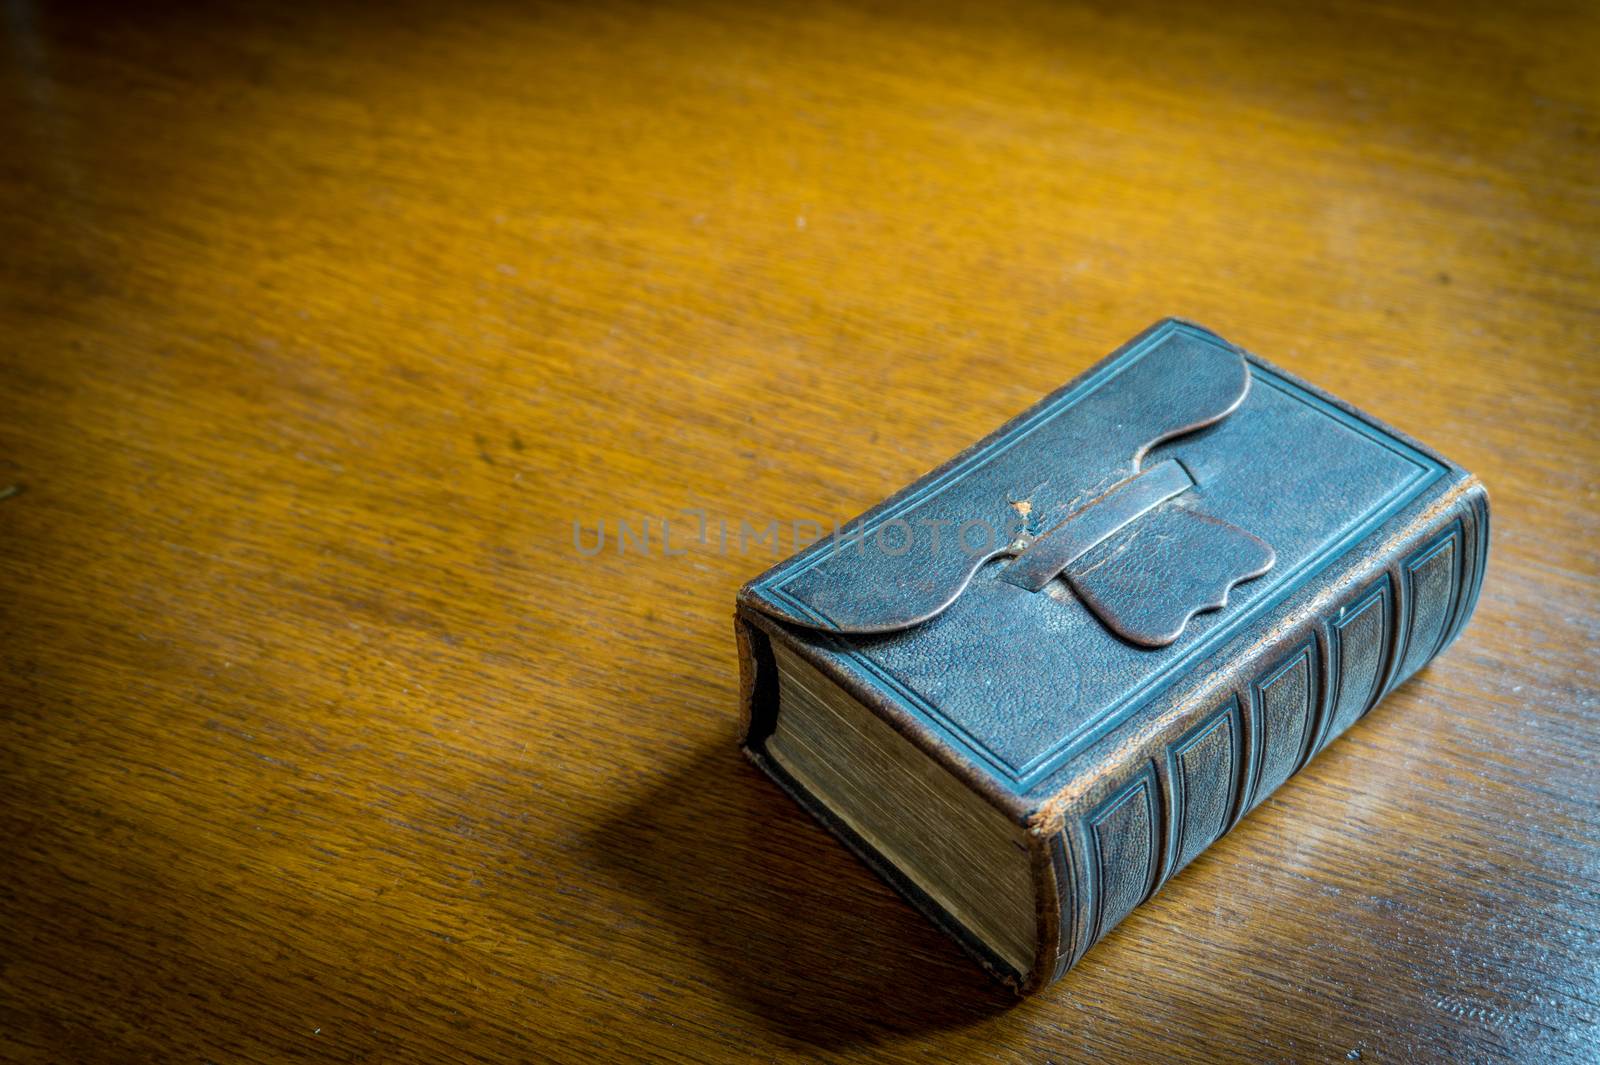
[587,742,1014,1050]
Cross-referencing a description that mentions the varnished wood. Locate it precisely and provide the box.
[1,0,1596,1061]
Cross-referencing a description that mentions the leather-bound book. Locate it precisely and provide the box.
[735,319,1489,993]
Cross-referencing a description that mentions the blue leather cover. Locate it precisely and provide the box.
[736,318,1488,992]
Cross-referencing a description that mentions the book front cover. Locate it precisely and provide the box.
[742,320,1452,799]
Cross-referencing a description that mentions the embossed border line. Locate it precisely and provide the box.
[757,340,1447,793]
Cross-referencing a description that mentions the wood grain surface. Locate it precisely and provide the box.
[2,0,1596,1061]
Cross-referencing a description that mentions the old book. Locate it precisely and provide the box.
[735,318,1488,993]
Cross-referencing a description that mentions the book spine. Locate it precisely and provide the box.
[1035,478,1489,989]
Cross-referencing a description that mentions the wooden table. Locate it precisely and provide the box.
[2,1,1596,1061]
